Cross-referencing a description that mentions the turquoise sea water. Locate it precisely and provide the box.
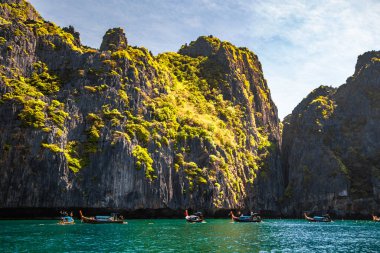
[0,219,379,252]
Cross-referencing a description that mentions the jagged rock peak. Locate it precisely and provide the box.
[351,50,380,78]
[287,85,336,118]
[178,35,221,57]
[308,85,336,100]
[63,25,81,46]
[0,0,40,21]
[100,27,128,51]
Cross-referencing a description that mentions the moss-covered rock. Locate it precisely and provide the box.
[0,0,283,214]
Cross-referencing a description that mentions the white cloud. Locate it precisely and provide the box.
[237,0,380,117]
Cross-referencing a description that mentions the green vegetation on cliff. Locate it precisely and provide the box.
[0,1,281,209]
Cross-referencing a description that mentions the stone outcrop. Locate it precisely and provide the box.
[282,51,380,218]
[100,28,128,52]
[0,1,283,216]
[62,25,80,46]
[5,0,379,219]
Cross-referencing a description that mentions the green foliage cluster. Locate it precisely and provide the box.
[102,104,123,126]
[48,100,68,128]
[41,141,85,173]
[29,61,60,94]
[0,1,34,23]
[41,143,63,153]
[183,162,207,190]
[95,40,275,199]
[123,111,151,145]
[102,59,117,69]
[111,130,131,145]
[118,89,129,104]
[64,141,86,173]
[126,122,150,144]
[155,53,237,148]
[0,37,6,45]
[0,16,11,25]
[86,113,104,143]
[1,61,67,130]
[132,145,155,181]
[84,84,108,93]
[18,99,46,128]
[310,95,336,119]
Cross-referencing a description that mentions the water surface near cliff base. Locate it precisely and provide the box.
[1,219,379,252]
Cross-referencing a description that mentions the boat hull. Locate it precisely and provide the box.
[232,217,261,222]
[229,211,262,222]
[304,213,332,222]
[58,221,75,225]
[79,210,124,224]
[185,216,204,223]
[58,216,75,225]
[81,216,124,224]
[306,219,331,222]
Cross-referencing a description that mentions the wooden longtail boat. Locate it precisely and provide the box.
[229,211,262,222]
[304,213,332,222]
[185,210,204,223]
[372,215,380,222]
[79,210,124,224]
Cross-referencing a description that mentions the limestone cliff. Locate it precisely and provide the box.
[282,51,380,218]
[0,0,283,216]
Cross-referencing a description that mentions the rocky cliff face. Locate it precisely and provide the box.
[282,51,380,217]
[0,0,283,216]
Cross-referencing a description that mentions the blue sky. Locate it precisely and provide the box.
[28,0,380,119]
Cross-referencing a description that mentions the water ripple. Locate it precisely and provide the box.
[0,219,379,252]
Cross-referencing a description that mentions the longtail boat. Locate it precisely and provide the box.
[372,215,380,222]
[304,213,332,222]
[229,211,262,222]
[185,210,204,223]
[79,210,124,224]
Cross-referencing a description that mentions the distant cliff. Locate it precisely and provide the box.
[282,51,380,217]
[0,0,283,216]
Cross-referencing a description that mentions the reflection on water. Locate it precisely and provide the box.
[0,219,379,252]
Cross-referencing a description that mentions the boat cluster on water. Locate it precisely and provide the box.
[58,210,125,225]
[184,210,262,223]
[58,210,380,225]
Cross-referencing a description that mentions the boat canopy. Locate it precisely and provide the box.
[313,216,326,221]
[95,216,111,220]
[63,216,74,222]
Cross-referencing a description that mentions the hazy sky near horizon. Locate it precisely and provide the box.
[28,0,380,119]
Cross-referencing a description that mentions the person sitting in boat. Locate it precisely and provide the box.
[194,212,203,219]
